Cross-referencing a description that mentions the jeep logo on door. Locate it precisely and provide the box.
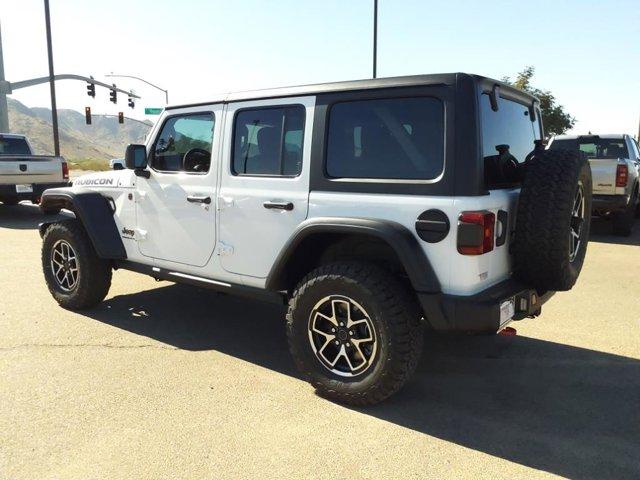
[75,178,115,186]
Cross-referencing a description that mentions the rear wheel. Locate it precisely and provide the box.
[287,262,424,406]
[42,220,112,309]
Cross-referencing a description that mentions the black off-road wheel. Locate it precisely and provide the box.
[612,187,638,236]
[42,220,112,310]
[287,262,424,406]
[513,149,592,291]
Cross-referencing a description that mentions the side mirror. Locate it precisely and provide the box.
[125,144,147,170]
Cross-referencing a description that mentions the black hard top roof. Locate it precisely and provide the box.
[166,73,538,110]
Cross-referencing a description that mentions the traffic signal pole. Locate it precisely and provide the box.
[44,0,60,156]
[0,22,9,133]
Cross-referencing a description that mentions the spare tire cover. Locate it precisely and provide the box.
[513,149,592,291]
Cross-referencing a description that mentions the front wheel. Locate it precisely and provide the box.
[42,220,112,310]
[287,262,424,406]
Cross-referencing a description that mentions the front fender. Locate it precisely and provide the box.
[40,188,127,260]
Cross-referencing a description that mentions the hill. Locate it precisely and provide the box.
[6,98,152,168]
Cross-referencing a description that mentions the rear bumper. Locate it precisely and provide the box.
[592,194,629,212]
[0,182,71,201]
[417,279,555,333]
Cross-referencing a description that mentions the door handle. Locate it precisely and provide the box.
[187,195,211,205]
[263,200,294,211]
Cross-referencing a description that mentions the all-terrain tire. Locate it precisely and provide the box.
[42,219,112,310]
[513,149,592,291]
[613,187,638,236]
[287,261,424,406]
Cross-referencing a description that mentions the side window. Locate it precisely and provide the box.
[326,97,444,180]
[232,105,305,176]
[151,113,215,173]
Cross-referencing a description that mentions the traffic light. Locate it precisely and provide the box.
[85,107,92,125]
[118,112,124,124]
[109,84,117,104]
[86,81,95,98]
[128,97,135,109]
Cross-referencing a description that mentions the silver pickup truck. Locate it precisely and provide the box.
[0,133,70,212]
[549,134,640,236]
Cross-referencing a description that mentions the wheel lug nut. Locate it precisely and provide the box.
[331,328,336,333]
[334,340,340,346]
[346,343,351,347]
[339,322,344,327]
[349,331,354,336]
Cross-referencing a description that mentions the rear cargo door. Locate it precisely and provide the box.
[477,92,541,289]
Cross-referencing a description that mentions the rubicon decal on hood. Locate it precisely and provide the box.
[75,178,115,186]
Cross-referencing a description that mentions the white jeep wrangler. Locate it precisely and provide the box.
[39,74,592,405]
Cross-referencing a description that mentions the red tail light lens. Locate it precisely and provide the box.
[616,164,628,187]
[457,211,495,255]
[62,161,69,180]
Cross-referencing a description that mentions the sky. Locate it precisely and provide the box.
[1,0,638,135]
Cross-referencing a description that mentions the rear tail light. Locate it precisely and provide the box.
[616,164,628,187]
[457,211,495,255]
[62,161,69,180]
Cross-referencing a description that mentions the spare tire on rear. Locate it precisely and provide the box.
[513,149,592,291]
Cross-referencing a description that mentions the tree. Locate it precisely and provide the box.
[502,67,575,136]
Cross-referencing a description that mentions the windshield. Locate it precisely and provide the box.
[550,138,628,159]
[0,137,31,155]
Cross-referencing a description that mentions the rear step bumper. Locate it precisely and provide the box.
[417,280,555,333]
[592,194,629,212]
[0,182,70,201]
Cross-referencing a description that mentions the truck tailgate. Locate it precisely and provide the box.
[589,158,618,195]
[0,155,63,185]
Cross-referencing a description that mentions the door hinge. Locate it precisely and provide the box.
[218,241,234,256]
[135,191,147,203]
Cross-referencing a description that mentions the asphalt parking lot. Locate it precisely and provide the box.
[1,203,639,480]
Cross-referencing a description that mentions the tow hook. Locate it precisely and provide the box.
[498,326,517,336]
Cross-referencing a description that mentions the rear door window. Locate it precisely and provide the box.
[325,97,444,180]
[481,94,539,188]
[232,106,305,176]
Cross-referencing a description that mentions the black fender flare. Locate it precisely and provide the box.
[39,188,127,260]
[265,217,441,293]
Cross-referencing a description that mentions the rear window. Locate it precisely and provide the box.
[326,97,444,180]
[550,137,629,159]
[0,137,31,155]
[481,94,539,188]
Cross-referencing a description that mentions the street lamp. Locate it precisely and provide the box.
[105,74,168,104]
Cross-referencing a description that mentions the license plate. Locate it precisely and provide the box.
[15,184,33,193]
[499,298,515,326]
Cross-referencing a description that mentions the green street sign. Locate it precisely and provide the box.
[144,107,163,115]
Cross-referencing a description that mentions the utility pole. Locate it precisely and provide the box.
[44,0,60,156]
[0,22,9,132]
[372,0,378,79]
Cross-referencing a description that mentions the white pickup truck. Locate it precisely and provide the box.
[0,133,70,211]
[549,134,640,236]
